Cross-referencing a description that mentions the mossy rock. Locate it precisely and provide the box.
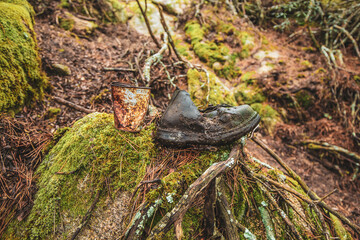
[59,0,129,23]
[3,112,231,239]
[187,68,237,108]
[59,11,98,35]
[0,0,48,114]
[3,112,354,239]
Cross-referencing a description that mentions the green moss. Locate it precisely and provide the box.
[185,21,205,45]
[44,107,61,121]
[295,90,313,109]
[187,68,237,108]
[0,0,48,114]
[216,20,236,35]
[301,46,316,53]
[59,0,70,8]
[59,17,74,31]
[297,73,306,78]
[354,75,360,83]
[250,103,281,134]
[300,60,313,71]
[236,31,255,59]
[174,38,191,58]
[185,20,239,79]
[4,113,156,239]
[235,83,266,105]
[104,0,128,23]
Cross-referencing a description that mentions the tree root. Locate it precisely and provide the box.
[302,140,360,165]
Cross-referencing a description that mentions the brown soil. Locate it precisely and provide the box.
[1,1,359,237]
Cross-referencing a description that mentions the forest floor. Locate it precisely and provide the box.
[2,1,359,235]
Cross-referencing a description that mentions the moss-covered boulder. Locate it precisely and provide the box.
[0,0,47,114]
[3,112,355,239]
[3,112,230,239]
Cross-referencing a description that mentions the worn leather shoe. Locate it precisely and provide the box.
[155,90,261,147]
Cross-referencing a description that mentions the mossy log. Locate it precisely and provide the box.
[0,0,47,114]
[2,112,359,239]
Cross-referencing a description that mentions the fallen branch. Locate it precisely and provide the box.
[53,96,94,114]
[302,140,360,165]
[122,198,163,240]
[103,67,136,72]
[215,177,239,240]
[147,144,241,239]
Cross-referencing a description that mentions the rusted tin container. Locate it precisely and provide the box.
[111,82,151,132]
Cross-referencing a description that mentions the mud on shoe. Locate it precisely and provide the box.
[155,90,261,148]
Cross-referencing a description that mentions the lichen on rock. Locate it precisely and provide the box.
[0,0,48,114]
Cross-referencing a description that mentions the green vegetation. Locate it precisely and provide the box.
[187,68,237,108]
[0,0,47,114]
[251,103,281,134]
[184,20,241,79]
[4,113,156,239]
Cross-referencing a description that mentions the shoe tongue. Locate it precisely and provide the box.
[160,90,201,127]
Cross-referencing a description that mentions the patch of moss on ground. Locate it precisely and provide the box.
[251,103,281,134]
[4,112,156,239]
[235,83,266,105]
[295,90,314,109]
[185,20,240,79]
[235,30,255,59]
[0,0,48,114]
[187,68,237,108]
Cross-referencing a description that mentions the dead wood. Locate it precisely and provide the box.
[53,96,94,114]
[201,179,216,238]
[215,177,239,240]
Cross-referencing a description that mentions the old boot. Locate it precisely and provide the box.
[155,90,261,147]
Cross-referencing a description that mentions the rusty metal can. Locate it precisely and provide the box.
[111,82,151,132]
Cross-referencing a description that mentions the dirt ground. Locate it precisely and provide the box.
[1,0,359,236]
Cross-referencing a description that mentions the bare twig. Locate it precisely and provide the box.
[135,0,161,48]
[103,67,136,72]
[154,3,182,62]
[334,25,360,59]
[53,96,94,114]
